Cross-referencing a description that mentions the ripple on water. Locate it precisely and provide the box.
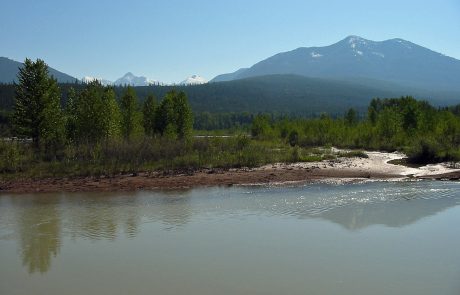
[241,181,460,220]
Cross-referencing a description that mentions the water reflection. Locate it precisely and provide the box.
[154,192,193,229]
[63,193,142,240]
[259,182,460,230]
[13,196,62,274]
[0,181,459,274]
[318,193,460,230]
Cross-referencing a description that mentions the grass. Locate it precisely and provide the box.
[0,137,288,179]
[0,137,380,180]
[337,150,369,159]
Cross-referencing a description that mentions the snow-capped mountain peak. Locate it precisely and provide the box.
[180,75,208,85]
[114,72,159,86]
[81,76,113,86]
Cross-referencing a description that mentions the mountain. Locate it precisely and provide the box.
[211,68,248,82]
[180,75,208,85]
[0,57,77,83]
[81,76,113,86]
[211,36,460,92]
[114,72,159,86]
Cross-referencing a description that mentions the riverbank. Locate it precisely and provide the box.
[1,150,459,193]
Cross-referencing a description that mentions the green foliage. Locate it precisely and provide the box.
[65,87,78,142]
[155,92,176,136]
[74,81,121,143]
[142,94,156,136]
[13,58,65,156]
[120,86,143,141]
[154,90,193,139]
[338,150,369,158]
[0,141,23,173]
[345,108,358,126]
[172,91,193,139]
[288,129,299,147]
[250,96,460,164]
[251,115,271,138]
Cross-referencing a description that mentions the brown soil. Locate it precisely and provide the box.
[0,166,401,193]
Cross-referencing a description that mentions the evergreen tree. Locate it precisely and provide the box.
[13,58,65,154]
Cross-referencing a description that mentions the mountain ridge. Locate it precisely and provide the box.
[0,57,77,83]
[211,36,460,92]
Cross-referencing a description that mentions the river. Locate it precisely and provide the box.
[1,180,459,295]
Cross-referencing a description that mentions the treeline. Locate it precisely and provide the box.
[11,59,192,156]
[1,59,293,176]
[252,96,460,163]
[8,73,452,116]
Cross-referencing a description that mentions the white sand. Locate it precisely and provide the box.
[260,149,459,178]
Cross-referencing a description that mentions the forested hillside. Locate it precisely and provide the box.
[1,74,458,117]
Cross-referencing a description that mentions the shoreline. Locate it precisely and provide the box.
[1,151,459,193]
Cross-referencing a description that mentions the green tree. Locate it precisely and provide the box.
[142,94,157,136]
[251,115,270,138]
[103,88,122,139]
[75,81,121,143]
[345,108,358,126]
[172,91,193,139]
[153,90,193,139]
[288,129,299,147]
[13,58,65,155]
[155,93,176,137]
[120,86,143,141]
[368,98,381,125]
[65,87,78,142]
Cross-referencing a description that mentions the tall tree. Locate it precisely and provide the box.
[154,90,193,139]
[75,81,121,143]
[65,87,78,142]
[172,91,193,139]
[13,58,65,154]
[155,92,176,138]
[142,94,157,137]
[120,86,142,141]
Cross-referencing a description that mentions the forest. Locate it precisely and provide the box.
[1,58,460,179]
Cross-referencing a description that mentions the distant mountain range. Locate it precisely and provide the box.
[180,75,208,85]
[82,73,208,86]
[81,76,113,86]
[211,35,460,92]
[1,36,459,114]
[0,57,77,83]
[113,72,160,86]
[0,57,207,86]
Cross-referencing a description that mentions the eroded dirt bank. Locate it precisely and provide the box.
[1,151,459,193]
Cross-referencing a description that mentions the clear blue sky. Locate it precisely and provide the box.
[1,0,459,82]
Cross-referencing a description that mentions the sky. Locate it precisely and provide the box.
[1,0,459,83]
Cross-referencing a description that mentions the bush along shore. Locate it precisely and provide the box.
[1,58,460,186]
